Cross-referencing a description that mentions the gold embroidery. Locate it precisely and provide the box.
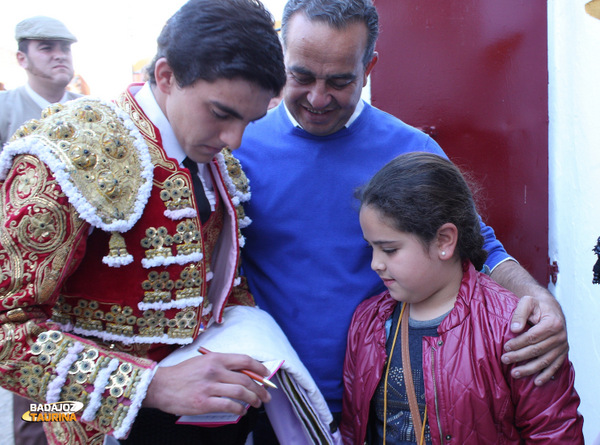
[160,174,194,211]
[142,266,203,304]
[138,310,166,337]
[174,265,202,300]
[115,93,156,142]
[67,348,112,390]
[28,329,154,442]
[175,220,202,256]
[117,91,177,172]
[140,220,201,260]
[142,271,174,304]
[9,156,48,205]
[10,100,150,227]
[115,90,174,171]
[44,419,99,445]
[53,296,202,340]
[70,143,98,170]
[0,155,87,306]
[105,232,131,261]
[170,308,198,338]
[0,320,44,387]
[141,226,173,259]
[10,119,40,142]
[28,331,71,398]
[106,363,134,398]
[38,244,71,303]
[105,305,136,337]
[17,204,65,253]
[73,104,102,123]
[15,165,39,196]
[223,149,250,195]
[45,120,76,141]
[41,104,65,119]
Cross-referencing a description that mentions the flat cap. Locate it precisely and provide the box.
[15,16,77,43]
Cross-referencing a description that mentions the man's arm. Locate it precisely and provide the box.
[490,260,569,386]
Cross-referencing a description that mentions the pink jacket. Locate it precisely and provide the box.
[340,263,583,444]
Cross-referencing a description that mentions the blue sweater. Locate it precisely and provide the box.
[235,102,508,412]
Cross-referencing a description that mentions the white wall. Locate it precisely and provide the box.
[548,1,600,442]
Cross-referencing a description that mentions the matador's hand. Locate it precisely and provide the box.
[144,351,271,415]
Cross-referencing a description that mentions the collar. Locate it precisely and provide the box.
[134,83,215,204]
[25,83,71,108]
[134,82,187,166]
[283,99,365,131]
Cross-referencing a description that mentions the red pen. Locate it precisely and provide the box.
[198,346,278,389]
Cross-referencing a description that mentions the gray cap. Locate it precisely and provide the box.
[15,16,77,43]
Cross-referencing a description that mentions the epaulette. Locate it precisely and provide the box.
[0,98,154,234]
[0,98,154,266]
[216,149,252,230]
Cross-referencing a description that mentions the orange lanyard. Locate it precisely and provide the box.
[383,303,428,445]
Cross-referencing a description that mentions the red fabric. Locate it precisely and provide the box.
[340,263,583,444]
[0,91,254,443]
[61,160,217,354]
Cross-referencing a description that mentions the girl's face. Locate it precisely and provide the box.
[360,205,459,318]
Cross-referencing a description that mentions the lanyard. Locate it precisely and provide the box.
[383,302,428,445]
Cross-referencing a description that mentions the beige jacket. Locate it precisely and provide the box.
[0,85,80,147]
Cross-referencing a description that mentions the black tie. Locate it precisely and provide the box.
[183,157,211,224]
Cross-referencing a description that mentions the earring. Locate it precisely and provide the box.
[441,251,446,256]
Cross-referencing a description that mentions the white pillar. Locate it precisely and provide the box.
[548,1,600,442]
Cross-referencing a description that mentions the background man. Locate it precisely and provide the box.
[0,16,80,147]
[0,1,285,444]
[0,15,80,445]
[235,0,568,439]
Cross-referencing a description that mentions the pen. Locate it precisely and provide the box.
[197,346,278,389]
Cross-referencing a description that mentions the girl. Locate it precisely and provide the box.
[340,152,583,444]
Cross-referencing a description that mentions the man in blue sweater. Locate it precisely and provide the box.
[235,0,568,431]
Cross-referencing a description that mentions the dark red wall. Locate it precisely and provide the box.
[372,0,549,284]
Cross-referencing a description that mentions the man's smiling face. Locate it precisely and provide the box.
[282,13,374,136]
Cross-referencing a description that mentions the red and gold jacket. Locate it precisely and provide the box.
[0,91,254,444]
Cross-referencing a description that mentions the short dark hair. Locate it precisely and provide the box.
[358,152,488,270]
[18,40,30,53]
[147,0,285,95]
[281,0,379,67]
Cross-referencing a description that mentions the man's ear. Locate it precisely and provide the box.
[436,222,459,260]
[362,52,378,87]
[16,52,28,69]
[154,57,176,94]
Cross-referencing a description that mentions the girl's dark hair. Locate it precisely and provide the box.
[359,152,488,270]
